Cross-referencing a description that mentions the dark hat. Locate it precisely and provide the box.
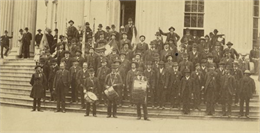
[51,59,57,64]
[35,65,43,69]
[184,69,191,73]
[253,43,260,47]
[199,37,206,41]
[98,24,103,28]
[131,61,138,66]
[122,32,127,35]
[139,35,145,39]
[195,63,201,67]
[214,29,218,32]
[159,61,165,65]
[88,68,95,73]
[173,62,178,67]
[166,54,173,59]
[155,32,161,36]
[123,42,129,46]
[114,59,121,64]
[72,58,79,63]
[68,20,74,24]
[85,22,90,25]
[205,35,210,38]
[106,26,110,29]
[119,52,126,56]
[101,58,108,63]
[19,29,23,32]
[215,42,221,47]
[226,65,233,70]
[244,70,251,74]
[59,35,64,39]
[112,47,118,51]
[146,61,152,66]
[135,52,142,56]
[226,42,233,46]
[111,24,116,28]
[4,30,8,33]
[168,27,175,31]
[201,59,208,64]
[25,27,29,30]
[37,29,42,32]
[111,64,118,69]
[192,43,198,48]
[75,50,82,54]
[207,53,213,58]
[164,42,170,46]
[232,61,239,66]
[185,28,190,31]
[128,18,133,22]
[64,50,71,54]
[54,28,58,32]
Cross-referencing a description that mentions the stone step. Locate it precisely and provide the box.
[0,80,31,87]
[5,58,35,63]
[0,65,34,70]
[0,92,259,112]
[2,62,36,66]
[0,76,31,82]
[0,67,35,72]
[0,73,32,78]
[0,98,259,121]
[0,70,35,74]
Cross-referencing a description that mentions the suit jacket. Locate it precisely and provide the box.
[223,48,239,59]
[105,72,123,88]
[53,69,70,89]
[191,71,205,93]
[180,77,193,97]
[143,49,159,64]
[124,25,137,41]
[23,32,32,44]
[119,39,131,50]
[94,30,106,42]
[126,69,137,88]
[249,49,260,61]
[239,76,256,98]
[70,66,82,81]
[152,39,164,52]
[220,74,235,95]
[84,77,100,94]
[97,66,111,83]
[35,34,43,45]
[156,68,167,89]
[204,71,218,93]
[160,49,174,62]
[159,30,180,45]
[143,69,156,89]
[1,35,13,46]
[77,69,90,86]
[135,42,148,54]
[61,57,72,70]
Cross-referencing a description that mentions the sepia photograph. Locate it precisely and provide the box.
[0,0,259,132]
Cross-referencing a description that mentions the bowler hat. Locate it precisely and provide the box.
[68,20,74,24]
[25,27,29,30]
[226,42,233,46]
[75,50,82,54]
[101,58,108,63]
[119,52,126,56]
[54,29,58,32]
[131,61,138,66]
[85,22,90,25]
[98,24,103,28]
[106,26,111,29]
[19,29,23,32]
[208,63,216,68]
[59,35,64,39]
[37,29,42,32]
[35,65,43,69]
[88,68,95,73]
[135,52,142,56]
[111,24,116,28]
[195,63,201,67]
[168,27,175,31]
[146,61,152,66]
[214,29,218,32]
[139,35,145,39]
[4,30,8,33]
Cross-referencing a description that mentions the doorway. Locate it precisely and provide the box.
[120,0,136,26]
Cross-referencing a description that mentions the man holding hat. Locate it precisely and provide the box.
[35,29,43,47]
[94,24,106,42]
[105,64,123,118]
[30,65,47,112]
[53,63,70,113]
[204,63,218,115]
[238,70,256,118]
[1,30,13,58]
[67,20,79,44]
[219,66,235,117]
[180,68,193,114]
[223,42,239,60]
[135,35,149,55]
[84,67,100,117]
[159,26,180,45]
[69,58,82,103]
[124,18,137,42]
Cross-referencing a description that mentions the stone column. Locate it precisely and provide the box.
[11,0,37,57]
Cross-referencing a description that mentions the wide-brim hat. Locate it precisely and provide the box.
[111,24,116,28]
[59,35,64,39]
[88,68,95,73]
[98,24,103,28]
[19,29,23,32]
[155,32,161,36]
[68,20,74,24]
[106,26,111,29]
[35,65,43,69]
[85,22,90,25]
[226,42,233,46]
[25,27,29,30]
[120,26,125,29]
[168,27,175,31]
[139,35,145,39]
[214,29,219,32]
[135,52,142,56]
[114,59,121,64]
[195,63,201,67]
[54,28,58,32]
[4,30,8,33]
[75,50,82,54]
[244,70,251,74]
[37,29,42,32]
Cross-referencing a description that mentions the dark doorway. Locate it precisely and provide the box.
[120,0,136,26]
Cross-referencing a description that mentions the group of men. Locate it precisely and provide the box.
[10,18,256,120]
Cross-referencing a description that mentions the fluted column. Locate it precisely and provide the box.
[0,0,14,48]
[12,0,37,55]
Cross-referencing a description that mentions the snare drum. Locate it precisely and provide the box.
[85,91,98,103]
[132,80,147,103]
[104,86,119,100]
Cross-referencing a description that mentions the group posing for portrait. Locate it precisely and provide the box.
[1,18,259,121]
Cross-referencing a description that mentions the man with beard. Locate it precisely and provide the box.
[180,69,193,114]
[77,62,90,109]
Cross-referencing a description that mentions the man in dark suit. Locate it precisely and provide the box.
[67,20,79,43]
[135,35,149,56]
[180,69,193,114]
[110,24,120,41]
[85,22,93,43]
[35,29,43,47]
[1,30,13,58]
[156,61,168,109]
[53,63,70,113]
[124,18,137,42]
[159,27,180,46]
[94,24,106,42]
[46,29,54,54]
[22,27,32,58]
[238,70,256,118]
[97,59,111,103]
[77,62,90,109]
[69,59,82,103]
[61,51,72,70]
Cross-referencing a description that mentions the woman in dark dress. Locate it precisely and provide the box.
[30,65,47,112]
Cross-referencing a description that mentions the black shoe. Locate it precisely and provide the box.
[38,109,43,112]
[113,115,117,118]
[55,110,60,112]
[107,115,111,118]
[93,114,97,117]
[144,118,150,121]
[62,110,66,113]
[84,114,89,117]
[137,117,141,120]
[31,109,36,112]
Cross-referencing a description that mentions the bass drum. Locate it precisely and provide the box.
[104,86,119,100]
[85,91,98,103]
[132,80,147,104]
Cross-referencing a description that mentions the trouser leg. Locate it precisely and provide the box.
[107,100,112,116]
[93,102,97,115]
[143,103,148,119]
[33,98,36,110]
[245,98,250,116]
[239,97,244,116]
[113,99,117,116]
[62,100,65,111]
[4,45,9,56]
[80,87,85,108]
[137,103,141,117]
[227,95,232,115]
[86,102,90,115]
[37,98,41,111]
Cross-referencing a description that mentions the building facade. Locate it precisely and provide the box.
[1,0,259,54]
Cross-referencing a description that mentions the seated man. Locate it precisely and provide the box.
[223,42,239,60]
[249,44,259,74]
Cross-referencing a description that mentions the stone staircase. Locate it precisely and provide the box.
[0,58,259,121]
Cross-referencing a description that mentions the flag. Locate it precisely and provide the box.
[39,30,49,52]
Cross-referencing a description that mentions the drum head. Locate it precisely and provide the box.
[87,92,98,101]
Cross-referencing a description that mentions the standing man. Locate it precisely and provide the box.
[1,30,13,58]
[156,61,168,109]
[124,18,137,43]
[97,59,111,103]
[18,29,24,58]
[53,63,70,113]
[135,35,149,55]
[84,68,99,117]
[94,24,106,42]
[143,61,156,108]
[48,59,59,102]
[35,29,43,47]
[85,22,93,43]
[67,20,79,44]
[69,59,82,103]
[180,69,193,114]
[53,29,59,45]
[126,61,138,104]
[153,32,164,52]
[238,70,256,118]
[159,27,180,46]
[110,24,120,41]
[232,62,243,106]
[46,29,54,54]
[169,62,182,109]
[77,62,90,109]
[223,42,239,60]
[105,64,123,118]
[23,27,32,58]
